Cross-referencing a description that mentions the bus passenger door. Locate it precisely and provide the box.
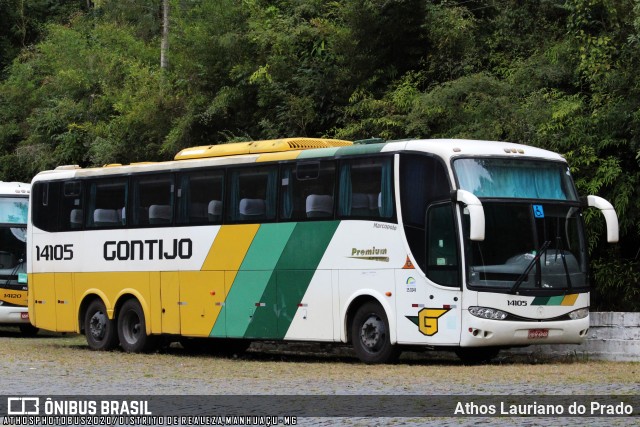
[160,272,180,334]
[396,203,462,345]
[179,271,225,337]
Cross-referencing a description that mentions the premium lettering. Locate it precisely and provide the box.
[103,239,192,261]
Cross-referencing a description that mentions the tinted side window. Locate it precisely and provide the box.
[227,166,278,223]
[338,157,394,220]
[281,161,335,221]
[132,175,174,226]
[400,154,452,272]
[32,182,60,232]
[61,181,83,231]
[87,179,128,228]
[178,170,224,224]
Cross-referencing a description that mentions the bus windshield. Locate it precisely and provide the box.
[464,202,588,292]
[0,198,28,225]
[454,158,578,201]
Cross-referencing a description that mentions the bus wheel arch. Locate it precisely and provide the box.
[82,296,118,351]
[116,296,157,353]
[346,296,400,364]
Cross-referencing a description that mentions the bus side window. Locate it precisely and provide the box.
[399,154,451,272]
[338,157,394,220]
[86,179,128,228]
[177,170,224,225]
[132,175,174,227]
[61,181,83,231]
[227,166,277,223]
[281,161,335,221]
[32,182,60,232]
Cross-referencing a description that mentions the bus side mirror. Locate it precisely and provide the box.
[455,189,485,241]
[587,195,619,243]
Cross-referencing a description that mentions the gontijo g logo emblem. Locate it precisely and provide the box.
[405,307,451,336]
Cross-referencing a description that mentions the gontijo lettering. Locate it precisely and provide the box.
[103,239,192,261]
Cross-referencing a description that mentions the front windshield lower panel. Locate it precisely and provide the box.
[464,202,588,294]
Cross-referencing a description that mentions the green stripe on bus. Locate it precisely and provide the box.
[297,147,342,159]
[335,143,386,156]
[244,221,340,339]
[211,223,296,338]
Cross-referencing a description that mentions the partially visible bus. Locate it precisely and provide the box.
[27,138,618,363]
[0,181,37,335]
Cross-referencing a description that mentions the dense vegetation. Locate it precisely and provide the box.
[0,0,637,310]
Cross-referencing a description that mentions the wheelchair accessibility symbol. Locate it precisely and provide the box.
[533,204,545,218]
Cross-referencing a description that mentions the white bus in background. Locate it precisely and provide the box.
[27,138,619,363]
[0,181,37,335]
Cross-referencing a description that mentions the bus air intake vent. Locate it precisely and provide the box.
[174,137,352,160]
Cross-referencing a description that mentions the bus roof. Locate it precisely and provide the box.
[0,181,31,196]
[32,138,566,182]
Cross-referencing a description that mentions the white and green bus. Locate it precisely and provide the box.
[27,138,618,363]
[0,181,37,335]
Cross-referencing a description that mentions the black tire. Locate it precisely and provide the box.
[351,301,400,364]
[18,323,39,337]
[455,347,500,365]
[117,299,156,353]
[84,298,118,351]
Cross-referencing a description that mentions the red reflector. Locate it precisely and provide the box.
[411,304,419,307]
[20,312,29,320]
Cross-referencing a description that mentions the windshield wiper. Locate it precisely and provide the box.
[511,240,551,293]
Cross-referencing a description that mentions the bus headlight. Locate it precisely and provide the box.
[469,306,507,320]
[568,308,589,320]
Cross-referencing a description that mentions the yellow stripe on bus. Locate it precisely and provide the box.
[200,224,260,293]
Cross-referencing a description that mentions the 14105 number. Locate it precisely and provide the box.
[35,244,73,261]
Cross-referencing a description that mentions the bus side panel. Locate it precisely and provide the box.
[225,270,277,338]
[179,270,225,337]
[393,269,461,345]
[282,269,334,341]
[31,273,57,331]
[160,271,180,334]
[54,273,76,332]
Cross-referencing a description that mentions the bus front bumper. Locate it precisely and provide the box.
[460,314,590,347]
[0,306,30,324]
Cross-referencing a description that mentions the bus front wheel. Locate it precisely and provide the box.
[351,301,400,364]
[19,323,39,337]
[84,299,118,351]
[117,299,156,353]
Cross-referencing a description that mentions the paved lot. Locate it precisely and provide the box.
[0,329,637,426]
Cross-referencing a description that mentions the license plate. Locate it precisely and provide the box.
[20,312,29,320]
[528,328,549,339]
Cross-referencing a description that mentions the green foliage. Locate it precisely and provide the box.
[0,0,639,310]
[591,257,640,311]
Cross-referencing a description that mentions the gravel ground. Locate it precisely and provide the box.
[0,328,637,426]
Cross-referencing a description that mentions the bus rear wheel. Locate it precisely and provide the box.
[84,299,118,351]
[117,299,156,353]
[351,301,400,364]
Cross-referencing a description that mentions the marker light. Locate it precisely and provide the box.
[469,306,507,320]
